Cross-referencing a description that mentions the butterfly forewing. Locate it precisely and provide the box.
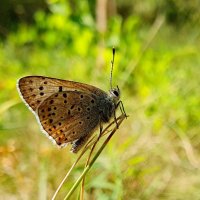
[17,76,106,112]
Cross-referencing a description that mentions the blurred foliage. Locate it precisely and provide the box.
[0,0,200,199]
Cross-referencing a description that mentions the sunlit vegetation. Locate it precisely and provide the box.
[0,0,200,199]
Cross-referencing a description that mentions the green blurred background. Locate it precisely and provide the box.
[0,0,200,199]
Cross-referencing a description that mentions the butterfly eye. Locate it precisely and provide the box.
[113,90,119,97]
[110,87,120,99]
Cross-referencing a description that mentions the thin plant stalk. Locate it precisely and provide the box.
[64,114,126,200]
[52,114,125,199]
[80,125,103,200]
[52,135,97,200]
[51,148,85,200]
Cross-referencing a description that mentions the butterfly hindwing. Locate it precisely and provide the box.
[37,91,100,146]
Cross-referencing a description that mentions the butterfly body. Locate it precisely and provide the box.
[17,76,120,152]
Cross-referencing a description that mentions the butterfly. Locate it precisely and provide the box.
[17,48,125,153]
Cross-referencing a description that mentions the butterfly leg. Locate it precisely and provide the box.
[98,119,103,138]
[117,100,127,118]
[113,108,119,129]
[113,101,127,128]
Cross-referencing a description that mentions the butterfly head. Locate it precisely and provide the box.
[109,85,120,104]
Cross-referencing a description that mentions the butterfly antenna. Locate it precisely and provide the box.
[110,47,115,90]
